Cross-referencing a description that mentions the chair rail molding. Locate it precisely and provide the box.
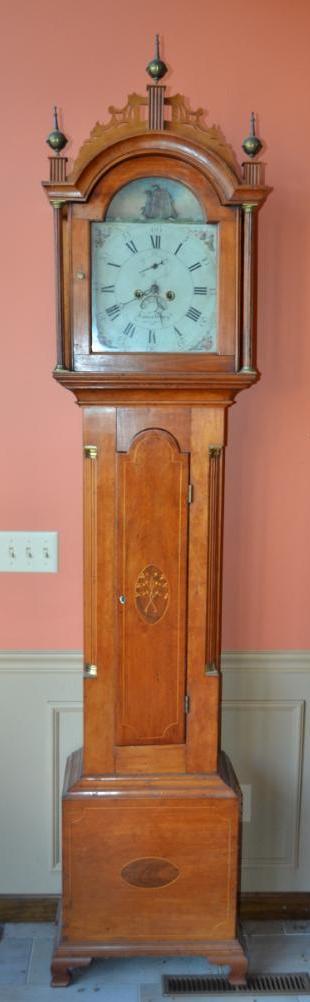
[222,650,310,673]
[0,650,83,672]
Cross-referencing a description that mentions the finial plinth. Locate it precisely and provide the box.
[242,161,265,186]
[242,112,263,159]
[46,106,68,154]
[146,34,168,82]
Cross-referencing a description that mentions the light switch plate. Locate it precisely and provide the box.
[0,532,58,572]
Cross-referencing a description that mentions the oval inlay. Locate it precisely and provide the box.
[135,564,169,624]
[121,857,179,888]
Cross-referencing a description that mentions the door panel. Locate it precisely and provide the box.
[116,428,189,745]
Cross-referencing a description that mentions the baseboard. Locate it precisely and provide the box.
[0,896,59,922]
[239,893,310,920]
[0,893,310,924]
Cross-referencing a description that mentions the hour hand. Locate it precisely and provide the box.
[139,259,166,273]
[120,295,139,308]
[119,286,155,304]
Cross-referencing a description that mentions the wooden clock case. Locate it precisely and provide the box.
[43,90,271,987]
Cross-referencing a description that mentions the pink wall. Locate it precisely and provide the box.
[1,0,310,650]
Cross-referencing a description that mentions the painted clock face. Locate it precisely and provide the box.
[91,178,218,353]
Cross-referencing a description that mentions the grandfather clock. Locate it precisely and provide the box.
[43,41,271,988]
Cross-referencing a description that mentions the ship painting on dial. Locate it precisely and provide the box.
[106,177,205,222]
[142,183,177,219]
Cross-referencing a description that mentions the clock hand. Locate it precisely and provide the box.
[120,296,140,308]
[139,259,167,273]
[120,284,159,308]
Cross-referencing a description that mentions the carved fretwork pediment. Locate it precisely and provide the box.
[69,92,241,182]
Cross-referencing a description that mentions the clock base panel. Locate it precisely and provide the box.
[51,750,247,986]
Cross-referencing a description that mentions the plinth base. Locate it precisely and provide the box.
[51,750,247,987]
[51,935,247,987]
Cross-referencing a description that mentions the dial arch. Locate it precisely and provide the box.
[51,132,241,206]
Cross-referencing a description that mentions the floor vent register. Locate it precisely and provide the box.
[162,972,310,995]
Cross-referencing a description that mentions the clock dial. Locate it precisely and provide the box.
[91,222,218,353]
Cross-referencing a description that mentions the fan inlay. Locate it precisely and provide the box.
[135,564,169,624]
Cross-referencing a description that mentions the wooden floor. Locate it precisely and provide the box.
[0,920,310,999]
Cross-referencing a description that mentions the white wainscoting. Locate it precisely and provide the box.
[0,650,309,893]
[0,652,83,894]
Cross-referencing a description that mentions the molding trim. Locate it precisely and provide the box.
[222,651,310,672]
[50,703,83,870]
[1,893,310,924]
[0,651,83,673]
[1,649,310,673]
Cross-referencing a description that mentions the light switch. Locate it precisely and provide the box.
[0,532,58,572]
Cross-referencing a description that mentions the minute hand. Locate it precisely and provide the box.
[139,259,167,273]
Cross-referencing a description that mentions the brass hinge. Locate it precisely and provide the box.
[184,693,190,714]
[83,663,97,678]
[204,662,220,677]
[84,444,97,460]
[188,483,194,504]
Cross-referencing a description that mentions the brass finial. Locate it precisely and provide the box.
[46,106,68,154]
[242,112,263,159]
[146,34,168,82]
